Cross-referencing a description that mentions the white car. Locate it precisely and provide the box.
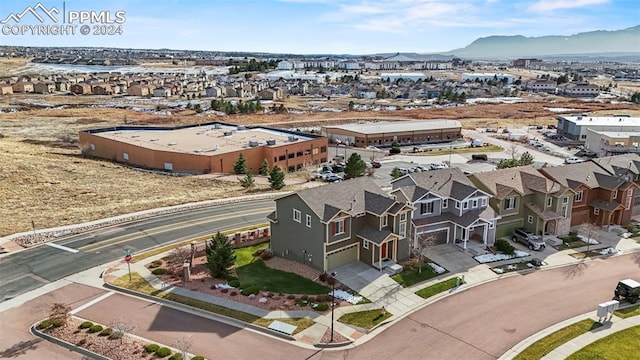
[565,157,585,164]
[429,163,449,170]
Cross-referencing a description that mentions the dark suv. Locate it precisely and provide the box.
[512,228,546,251]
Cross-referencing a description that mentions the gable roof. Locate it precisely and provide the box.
[398,168,480,201]
[540,161,631,190]
[591,154,640,178]
[471,166,567,200]
[292,177,401,222]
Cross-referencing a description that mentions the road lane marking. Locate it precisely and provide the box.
[70,291,115,315]
[78,207,273,252]
[46,242,79,253]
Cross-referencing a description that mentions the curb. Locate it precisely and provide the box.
[30,322,110,360]
[314,340,354,348]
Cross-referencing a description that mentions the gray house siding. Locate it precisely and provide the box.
[270,195,326,270]
[327,216,352,244]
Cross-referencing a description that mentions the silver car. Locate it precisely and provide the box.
[512,228,546,251]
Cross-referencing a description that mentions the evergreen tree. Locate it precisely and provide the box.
[205,232,236,279]
[259,158,270,176]
[268,166,285,190]
[390,167,402,179]
[344,153,366,179]
[239,171,255,188]
[233,154,248,174]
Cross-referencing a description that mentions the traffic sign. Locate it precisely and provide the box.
[124,254,132,262]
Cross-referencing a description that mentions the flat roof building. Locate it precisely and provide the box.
[322,120,462,148]
[557,115,640,141]
[79,122,328,174]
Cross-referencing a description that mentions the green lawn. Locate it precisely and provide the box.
[236,260,330,295]
[513,319,602,360]
[391,263,440,287]
[111,272,314,334]
[338,309,393,330]
[614,304,640,319]
[415,277,462,299]
[566,325,640,360]
[234,243,268,267]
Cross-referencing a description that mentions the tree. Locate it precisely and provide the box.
[233,153,248,174]
[412,233,438,273]
[631,92,640,104]
[519,151,534,166]
[206,232,236,279]
[344,153,366,179]
[348,100,355,111]
[239,171,255,188]
[259,158,270,176]
[174,337,192,360]
[268,165,286,190]
[496,151,535,169]
[48,302,71,327]
[390,167,402,179]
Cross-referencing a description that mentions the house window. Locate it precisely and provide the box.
[123,152,129,160]
[442,199,448,208]
[279,155,286,161]
[472,199,478,208]
[293,209,301,223]
[381,216,387,227]
[561,205,568,219]
[594,208,600,215]
[626,190,633,209]
[306,214,311,228]
[504,197,516,210]
[575,191,583,202]
[420,202,434,214]
[463,201,469,209]
[546,198,552,207]
[613,190,618,199]
[527,215,533,223]
[455,201,460,209]
[400,212,407,222]
[399,222,406,237]
[90,144,95,150]
[481,197,487,206]
[563,197,569,204]
[489,222,494,229]
[334,219,346,235]
[363,241,369,250]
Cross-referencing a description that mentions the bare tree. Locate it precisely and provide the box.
[412,233,438,273]
[48,302,71,327]
[174,336,192,359]
[509,143,520,160]
[169,246,191,267]
[105,318,137,360]
[581,222,600,254]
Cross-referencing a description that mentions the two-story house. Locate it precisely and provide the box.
[591,154,640,215]
[541,161,639,226]
[469,166,575,238]
[268,177,413,272]
[391,169,499,250]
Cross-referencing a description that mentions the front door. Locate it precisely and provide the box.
[381,242,388,259]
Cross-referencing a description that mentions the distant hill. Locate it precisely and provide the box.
[446,26,640,60]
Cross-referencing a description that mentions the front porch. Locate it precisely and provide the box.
[453,220,492,250]
[357,228,402,272]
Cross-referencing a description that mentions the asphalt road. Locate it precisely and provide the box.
[73,253,640,360]
[0,199,275,302]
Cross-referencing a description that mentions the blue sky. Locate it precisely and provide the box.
[1,0,638,54]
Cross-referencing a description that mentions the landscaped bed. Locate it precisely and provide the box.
[391,259,447,287]
[566,325,640,360]
[415,277,463,299]
[513,319,601,360]
[553,232,599,250]
[614,304,640,319]
[338,308,392,330]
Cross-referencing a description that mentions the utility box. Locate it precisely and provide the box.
[597,300,619,321]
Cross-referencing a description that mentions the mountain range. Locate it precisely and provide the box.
[445,25,640,60]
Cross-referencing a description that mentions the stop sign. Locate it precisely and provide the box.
[124,254,132,262]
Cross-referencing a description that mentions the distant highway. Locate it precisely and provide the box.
[0,199,275,302]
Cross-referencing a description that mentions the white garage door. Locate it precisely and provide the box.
[326,244,358,270]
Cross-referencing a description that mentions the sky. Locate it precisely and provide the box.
[0,0,638,54]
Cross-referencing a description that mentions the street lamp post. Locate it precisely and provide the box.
[330,271,337,343]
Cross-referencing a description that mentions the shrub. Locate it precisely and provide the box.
[220,288,229,293]
[108,332,123,340]
[145,344,160,353]
[226,276,239,282]
[389,146,401,155]
[98,328,113,337]
[301,295,309,301]
[286,294,296,300]
[316,294,329,302]
[229,291,238,296]
[51,318,65,328]
[149,260,163,269]
[326,276,336,285]
[78,321,93,329]
[191,356,205,360]
[495,239,515,255]
[318,272,327,282]
[228,279,241,288]
[88,324,103,333]
[471,154,488,161]
[37,319,52,330]
[259,248,273,260]
[76,339,87,346]
[314,303,329,311]
[241,286,259,296]
[152,268,167,275]
[169,354,183,360]
[155,347,172,357]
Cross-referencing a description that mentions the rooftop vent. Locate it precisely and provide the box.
[288,135,298,142]
[131,135,140,138]
[150,138,159,142]
[249,140,259,147]
[213,123,222,129]
[266,139,276,145]
[223,131,233,136]
[194,149,202,153]
[237,125,246,130]
[168,142,177,146]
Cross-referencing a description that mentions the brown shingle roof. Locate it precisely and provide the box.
[471,166,567,199]
[540,161,629,190]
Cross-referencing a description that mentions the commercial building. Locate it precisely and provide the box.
[79,122,328,174]
[557,115,640,141]
[322,120,462,148]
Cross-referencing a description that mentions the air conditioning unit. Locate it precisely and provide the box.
[237,125,246,130]
[266,139,276,145]
[223,131,233,136]
[288,135,298,142]
[213,123,222,129]
[249,140,259,147]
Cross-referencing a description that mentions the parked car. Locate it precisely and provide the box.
[576,149,598,158]
[331,164,345,172]
[371,161,382,168]
[512,228,546,251]
[325,174,343,182]
[471,139,484,147]
[429,163,449,170]
[416,165,428,172]
[614,279,640,304]
[565,157,586,164]
[314,170,333,181]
